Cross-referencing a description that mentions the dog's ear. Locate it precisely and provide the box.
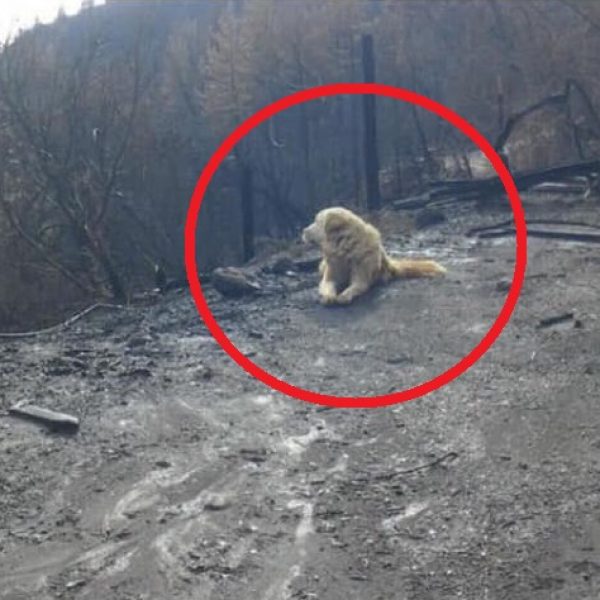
[323,212,347,237]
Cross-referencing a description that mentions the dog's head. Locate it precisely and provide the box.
[302,207,352,247]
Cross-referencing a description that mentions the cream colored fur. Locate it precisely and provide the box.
[302,206,446,305]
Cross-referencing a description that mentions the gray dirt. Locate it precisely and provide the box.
[2,194,600,600]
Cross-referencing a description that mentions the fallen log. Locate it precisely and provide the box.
[8,404,80,433]
[392,192,433,210]
[467,219,600,237]
[393,159,600,210]
[211,267,261,297]
[392,191,478,210]
[537,312,575,329]
[477,228,600,244]
[428,159,600,197]
[532,181,589,194]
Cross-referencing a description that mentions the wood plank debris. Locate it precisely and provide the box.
[8,404,80,433]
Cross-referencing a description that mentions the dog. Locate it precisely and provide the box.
[302,206,446,305]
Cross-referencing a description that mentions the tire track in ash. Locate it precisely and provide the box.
[3,389,341,599]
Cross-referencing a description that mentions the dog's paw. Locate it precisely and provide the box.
[334,293,354,305]
[319,293,338,305]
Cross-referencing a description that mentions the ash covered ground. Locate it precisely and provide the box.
[2,194,600,599]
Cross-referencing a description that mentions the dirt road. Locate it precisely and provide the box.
[2,196,600,599]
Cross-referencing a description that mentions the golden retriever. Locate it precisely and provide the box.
[302,206,446,305]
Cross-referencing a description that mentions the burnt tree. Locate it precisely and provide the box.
[240,162,255,263]
[494,79,600,164]
[0,23,149,303]
[361,34,381,210]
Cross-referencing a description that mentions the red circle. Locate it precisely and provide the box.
[185,83,527,409]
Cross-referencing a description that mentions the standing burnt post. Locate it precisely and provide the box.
[361,34,382,211]
[240,162,255,263]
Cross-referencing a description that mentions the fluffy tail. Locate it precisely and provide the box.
[382,255,447,280]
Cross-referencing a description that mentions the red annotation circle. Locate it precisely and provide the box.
[184,83,527,408]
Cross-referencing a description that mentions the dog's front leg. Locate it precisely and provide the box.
[318,263,338,305]
[319,278,338,305]
[336,264,371,304]
[334,276,370,305]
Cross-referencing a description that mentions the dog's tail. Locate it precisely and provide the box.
[382,255,447,281]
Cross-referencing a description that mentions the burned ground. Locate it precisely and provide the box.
[1,194,600,599]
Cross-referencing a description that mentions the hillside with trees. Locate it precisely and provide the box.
[2,0,600,329]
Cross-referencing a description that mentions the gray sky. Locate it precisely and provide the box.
[0,1,106,41]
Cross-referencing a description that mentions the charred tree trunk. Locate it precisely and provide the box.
[496,74,505,135]
[349,41,362,205]
[83,225,127,303]
[299,103,314,212]
[240,163,255,263]
[405,47,436,179]
[361,34,381,211]
[294,48,316,214]
[409,102,435,178]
